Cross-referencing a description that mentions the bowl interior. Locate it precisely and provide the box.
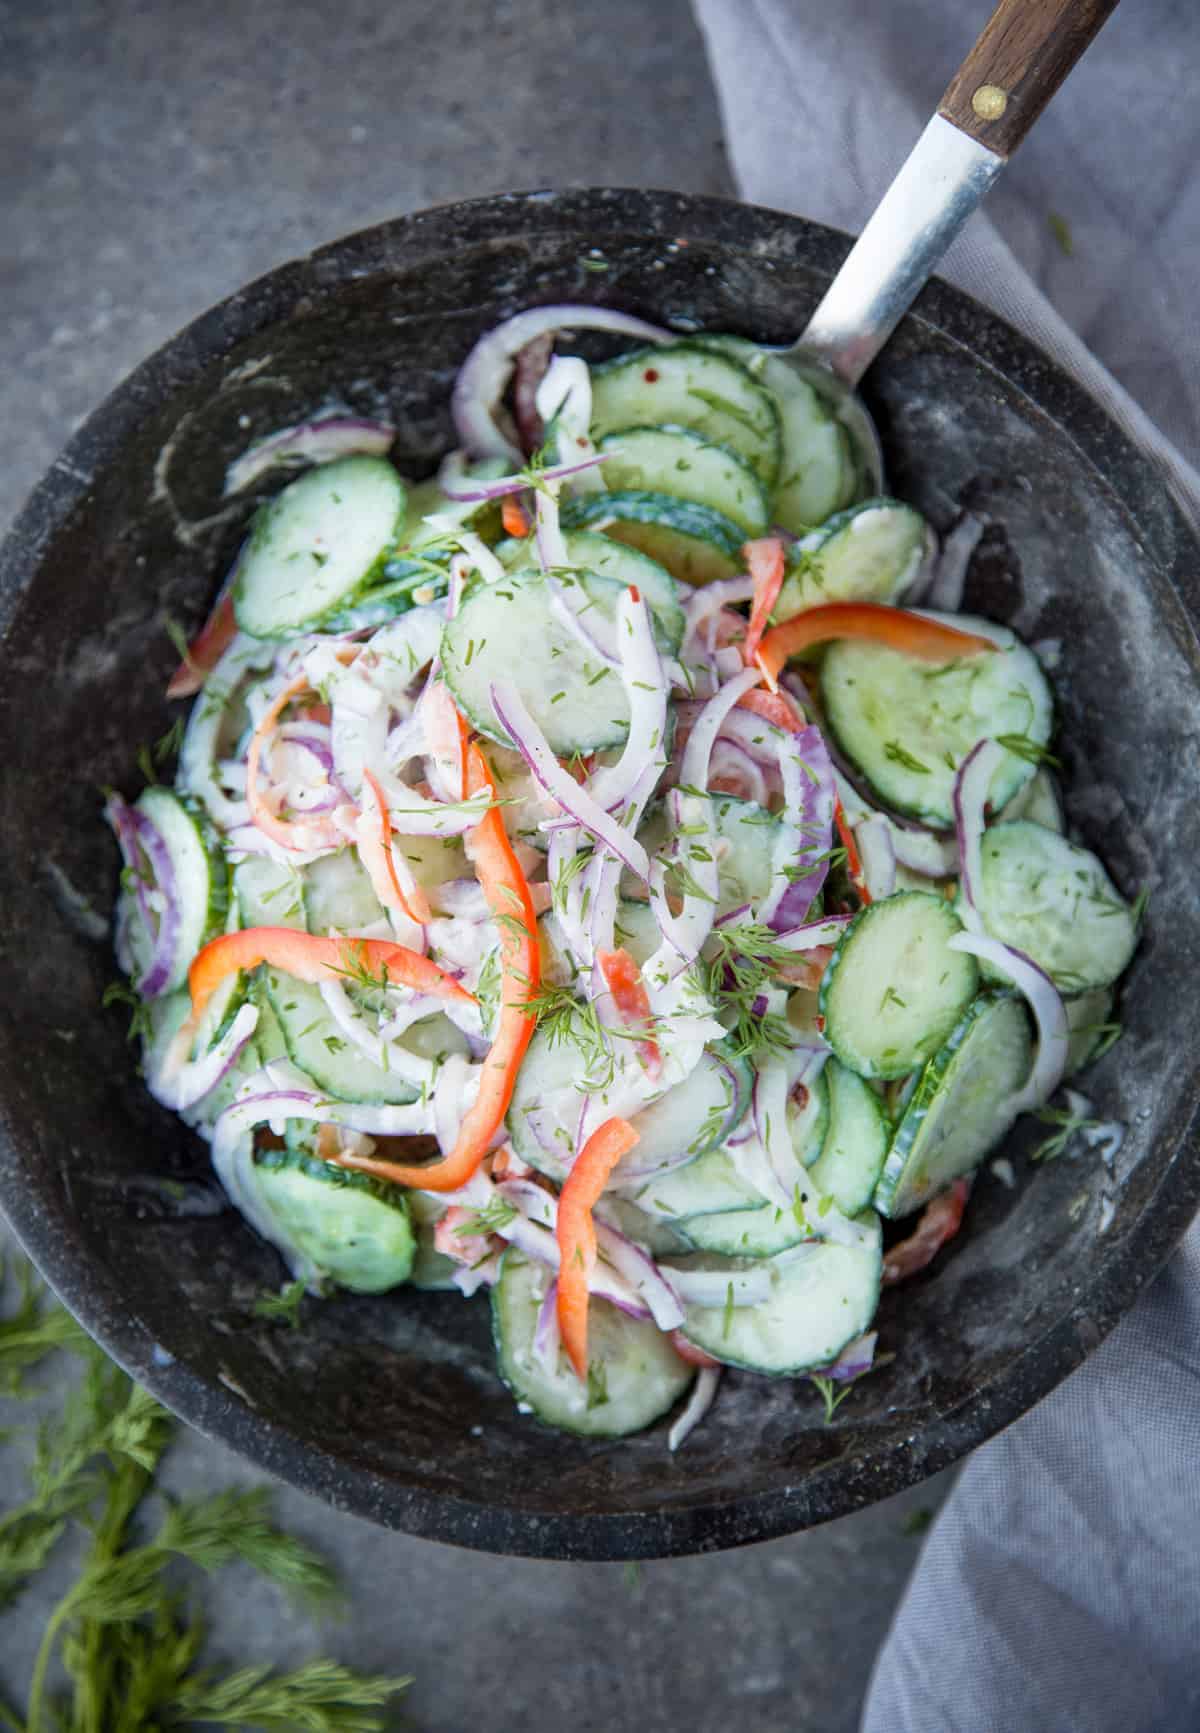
[1,189,1198,1559]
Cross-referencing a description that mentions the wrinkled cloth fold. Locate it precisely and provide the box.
[690,3,1200,1728]
[692,0,1200,522]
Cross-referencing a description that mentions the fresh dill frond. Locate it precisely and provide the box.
[1031,1102,1104,1162]
[253,1279,307,1330]
[0,1255,411,1730]
[809,1374,855,1425]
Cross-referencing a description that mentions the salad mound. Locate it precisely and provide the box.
[106,307,1140,1445]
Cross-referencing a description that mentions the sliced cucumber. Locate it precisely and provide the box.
[776,500,930,620]
[442,567,666,755]
[999,765,1064,832]
[233,855,306,930]
[233,456,405,638]
[499,526,686,649]
[597,425,769,536]
[962,820,1138,995]
[589,343,782,489]
[693,335,858,529]
[406,1191,459,1290]
[611,897,662,968]
[634,1067,829,1224]
[819,892,978,1080]
[560,489,744,587]
[121,788,229,995]
[820,613,1052,827]
[594,1195,692,1259]
[260,969,472,1105]
[1065,985,1117,1076]
[634,1140,764,1219]
[492,1250,692,1437]
[678,1196,810,1259]
[302,849,385,936]
[634,793,780,917]
[391,832,471,909]
[675,1216,882,1373]
[252,1143,414,1292]
[874,991,1032,1219]
[507,1032,748,1184]
[804,1060,891,1216]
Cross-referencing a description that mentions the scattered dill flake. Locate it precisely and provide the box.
[880,985,907,1012]
[456,1197,517,1237]
[1047,211,1074,257]
[883,741,930,775]
[622,1559,643,1590]
[580,255,610,274]
[101,980,153,1044]
[586,1361,610,1410]
[1031,1102,1103,1162]
[253,1279,307,1329]
[902,1505,935,1536]
[994,733,1061,768]
[722,1281,735,1339]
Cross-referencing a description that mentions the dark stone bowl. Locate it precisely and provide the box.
[2,189,1198,1560]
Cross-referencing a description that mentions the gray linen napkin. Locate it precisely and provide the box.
[690,3,1200,1726]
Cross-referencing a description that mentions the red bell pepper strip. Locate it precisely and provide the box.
[596,946,660,1074]
[741,536,786,668]
[188,927,472,1023]
[833,796,870,906]
[166,591,238,699]
[755,602,995,683]
[882,1177,972,1285]
[556,1116,640,1382]
[359,768,432,926]
[501,497,531,539]
[245,674,343,853]
[669,1329,721,1370]
[736,686,804,733]
[334,737,541,1193]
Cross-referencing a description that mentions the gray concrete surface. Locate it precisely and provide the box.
[0,2,946,1724]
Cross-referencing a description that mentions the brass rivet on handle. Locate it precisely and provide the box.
[971,83,1008,121]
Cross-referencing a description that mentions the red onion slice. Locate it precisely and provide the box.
[949,932,1069,1112]
[150,1002,260,1113]
[533,1278,562,1370]
[665,1263,774,1309]
[667,1364,720,1452]
[761,724,836,931]
[814,1329,877,1384]
[774,915,852,952]
[594,1222,685,1330]
[105,795,181,1000]
[224,414,395,496]
[922,513,984,611]
[953,737,1009,931]
[438,448,609,502]
[491,682,650,883]
[854,813,896,901]
[451,304,671,461]
[512,332,554,453]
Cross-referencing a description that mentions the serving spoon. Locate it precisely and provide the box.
[779,0,1119,490]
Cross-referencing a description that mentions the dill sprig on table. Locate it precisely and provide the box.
[0,1254,411,1732]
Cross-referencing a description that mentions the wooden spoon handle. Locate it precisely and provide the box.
[939,0,1119,159]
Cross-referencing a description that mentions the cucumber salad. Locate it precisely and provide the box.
[106,304,1141,1445]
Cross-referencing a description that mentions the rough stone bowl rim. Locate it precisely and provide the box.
[1,186,1198,1560]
